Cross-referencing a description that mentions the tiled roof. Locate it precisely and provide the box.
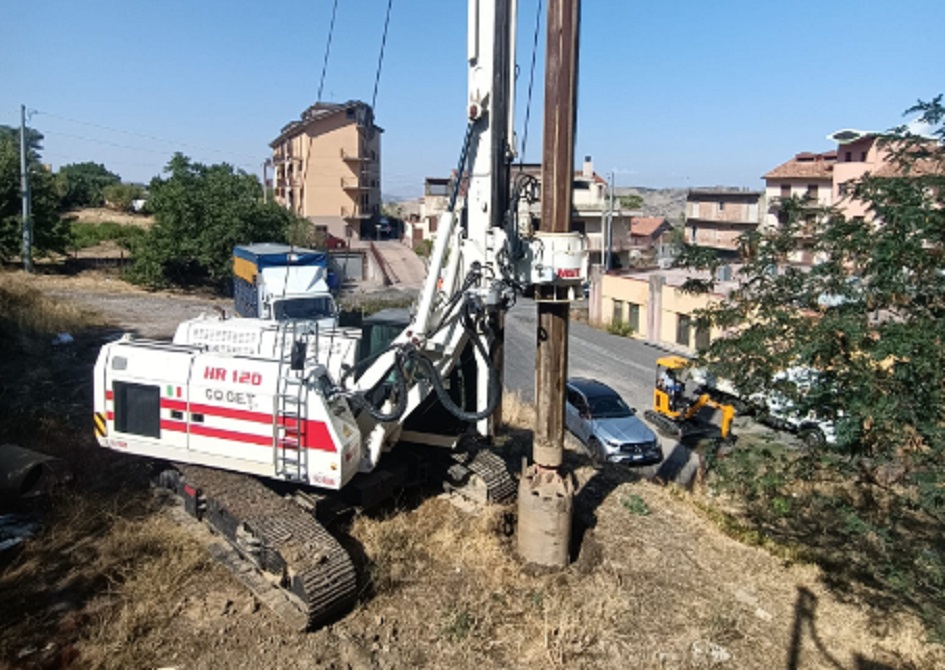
[630,216,670,237]
[764,151,836,180]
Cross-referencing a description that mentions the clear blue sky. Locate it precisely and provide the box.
[2,0,941,196]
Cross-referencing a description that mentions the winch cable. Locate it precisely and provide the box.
[517,0,543,173]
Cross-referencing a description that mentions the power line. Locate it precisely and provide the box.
[34,109,261,161]
[42,130,256,170]
[317,0,340,102]
[371,0,394,111]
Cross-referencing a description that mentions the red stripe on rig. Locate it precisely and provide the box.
[158,399,336,452]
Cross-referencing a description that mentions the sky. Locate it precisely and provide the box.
[2,0,942,197]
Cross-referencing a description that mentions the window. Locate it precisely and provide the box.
[695,326,710,352]
[838,182,849,196]
[861,151,867,161]
[845,151,852,162]
[718,201,725,211]
[612,300,624,324]
[676,314,691,347]
[780,184,791,199]
[565,388,583,410]
[628,303,641,333]
[807,184,818,199]
[114,381,161,438]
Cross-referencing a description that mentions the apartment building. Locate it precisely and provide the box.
[685,189,763,258]
[270,100,382,241]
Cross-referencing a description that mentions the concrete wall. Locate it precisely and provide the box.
[599,272,725,354]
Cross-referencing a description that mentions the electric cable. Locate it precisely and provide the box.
[371,0,394,111]
[317,0,340,101]
[35,110,260,161]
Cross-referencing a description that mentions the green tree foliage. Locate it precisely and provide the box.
[102,183,144,212]
[130,153,296,289]
[678,96,945,634]
[618,193,644,211]
[57,161,121,209]
[0,125,69,261]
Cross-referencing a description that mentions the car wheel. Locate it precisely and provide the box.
[799,426,826,448]
[587,437,604,467]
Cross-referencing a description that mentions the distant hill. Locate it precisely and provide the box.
[615,187,688,223]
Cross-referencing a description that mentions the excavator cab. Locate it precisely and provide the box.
[646,356,736,442]
[653,356,690,417]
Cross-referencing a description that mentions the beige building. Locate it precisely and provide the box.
[270,100,382,242]
[685,189,763,258]
[598,269,736,355]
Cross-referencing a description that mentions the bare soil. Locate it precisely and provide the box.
[1,269,942,670]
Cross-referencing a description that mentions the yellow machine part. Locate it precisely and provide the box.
[656,355,689,371]
[233,257,258,284]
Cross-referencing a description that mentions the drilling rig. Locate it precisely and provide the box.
[92,0,586,628]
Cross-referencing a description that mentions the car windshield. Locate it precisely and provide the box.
[273,297,335,320]
[587,394,633,419]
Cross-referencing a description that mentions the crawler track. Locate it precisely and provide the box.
[451,449,517,504]
[165,465,357,630]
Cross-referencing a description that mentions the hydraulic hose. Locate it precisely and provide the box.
[410,317,502,423]
[346,351,410,423]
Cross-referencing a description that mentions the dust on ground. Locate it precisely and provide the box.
[1,269,942,670]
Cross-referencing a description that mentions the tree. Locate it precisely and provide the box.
[102,183,144,212]
[618,193,644,211]
[0,125,68,261]
[130,153,298,289]
[677,96,945,633]
[57,162,121,209]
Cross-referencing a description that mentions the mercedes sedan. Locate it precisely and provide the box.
[565,378,662,466]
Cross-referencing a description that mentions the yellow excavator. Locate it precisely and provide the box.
[643,355,736,442]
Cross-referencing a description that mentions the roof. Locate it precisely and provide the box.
[630,216,671,237]
[763,151,836,180]
[567,377,619,398]
[270,100,382,146]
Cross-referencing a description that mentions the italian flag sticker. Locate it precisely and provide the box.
[166,385,182,398]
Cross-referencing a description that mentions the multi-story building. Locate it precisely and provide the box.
[763,151,836,228]
[270,100,382,242]
[685,189,763,258]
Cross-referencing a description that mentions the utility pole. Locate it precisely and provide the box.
[20,104,33,272]
[516,0,580,569]
[261,159,270,204]
[606,170,615,272]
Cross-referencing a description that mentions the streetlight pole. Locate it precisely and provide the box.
[20,104,32,272]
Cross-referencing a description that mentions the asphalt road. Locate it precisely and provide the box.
[502,299,698,482]
[503,299,658,409]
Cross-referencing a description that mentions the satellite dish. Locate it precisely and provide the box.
[827,128,873,144]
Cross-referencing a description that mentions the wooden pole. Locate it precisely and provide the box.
[533,0,579,468]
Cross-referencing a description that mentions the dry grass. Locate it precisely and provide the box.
[500,390,536,430]
[0,271,102,341]
[67,207,154,228]
[0,491,209,669]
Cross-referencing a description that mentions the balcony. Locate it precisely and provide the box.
[341,205,373,219]
[584,233,632,252]
[341,177,368,190]
[340,148,372,162]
